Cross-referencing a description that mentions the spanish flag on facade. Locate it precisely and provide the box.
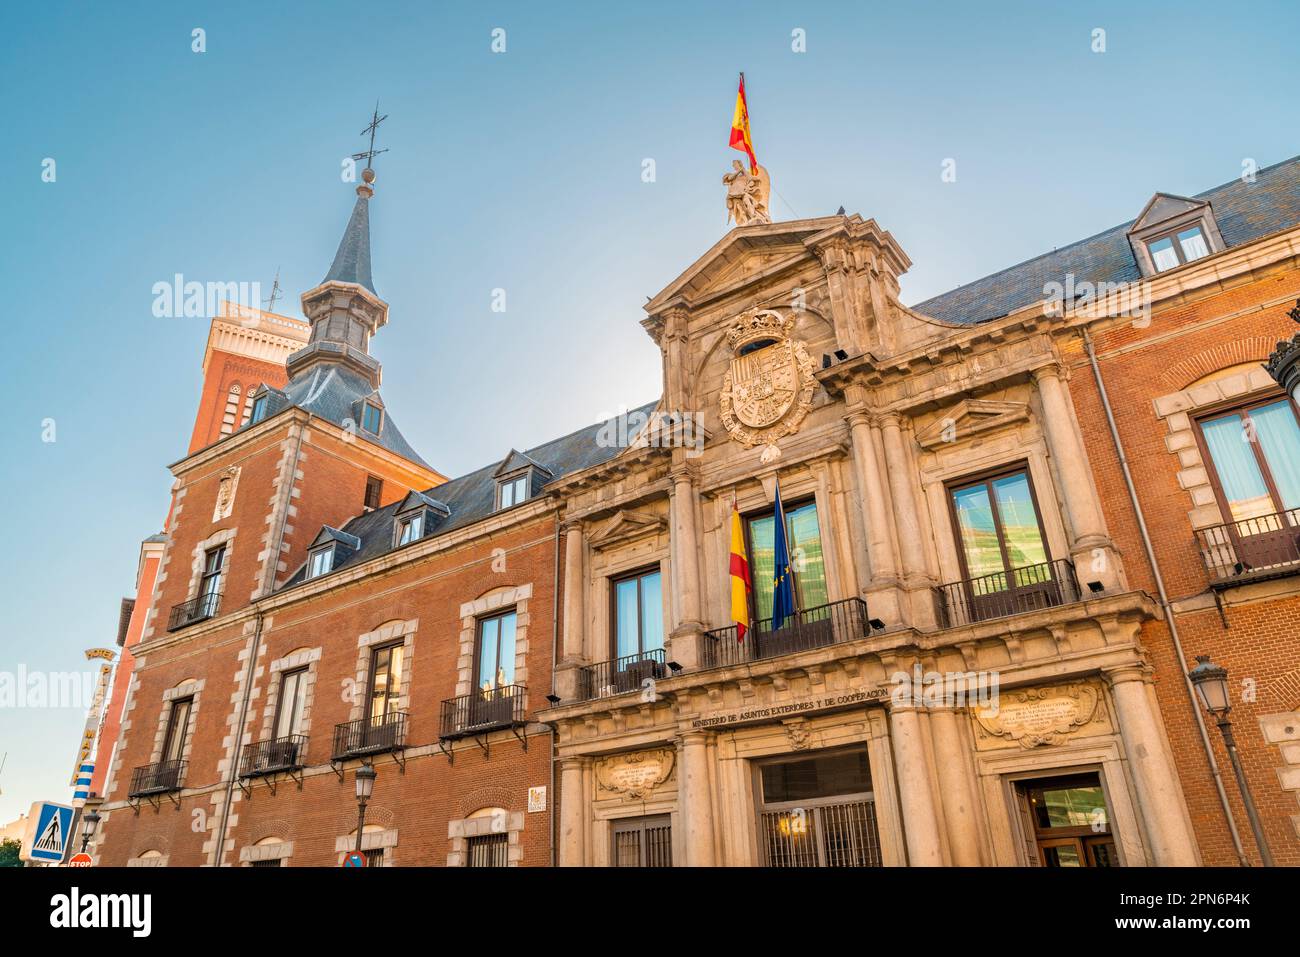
[729,503,752,642]
[729,72,757,172]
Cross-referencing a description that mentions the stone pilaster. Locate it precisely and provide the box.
[676,731,717,866]
[929,706,985,866]
[558,757,588,867]
[888,703,945,865]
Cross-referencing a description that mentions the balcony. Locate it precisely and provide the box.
[167,591,221,631]
[128,759,185,798]
[439,685,527,739]
[331,711,407,761]
[1196,508,1300,586]
[935,558,1080,628]
[239,734,307,778]
[576,650,667,702]
[703,598,871,670]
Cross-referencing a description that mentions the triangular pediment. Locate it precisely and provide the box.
[587,509,666,550]
[1128,193,1209,234]
[395,489,450,517]
[493,448,553,478]
[645,216,846,314]
[916,399,1030,450]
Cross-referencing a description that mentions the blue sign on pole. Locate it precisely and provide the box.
[343,851,366,868]
[28,802,74,864]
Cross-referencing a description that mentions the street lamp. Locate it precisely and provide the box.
[354,763,377,856]
[1264,299,1300,401]
[1187,655,1274,867]
[80,810,101,854]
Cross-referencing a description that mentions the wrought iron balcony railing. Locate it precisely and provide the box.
[1195,508,1300,584]
[575,650,667,702]
[239,734,308,778]
[331,711,407,760]
[439,685,527,738]
[934,558,1080,629]
[128,759,186,797]
[702,597,871,670]
[168,591,221,631]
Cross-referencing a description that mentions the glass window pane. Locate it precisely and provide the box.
[1177,226,1209,262]
[748,515,776,622]
[952,484,1003,579]
[991,473,1047,569]
[1250,401,1300,510]
[639,572,663,652]
[787,504,828,611]
[514,477,527,502]
[1202,413,1274,521]
[615,579,640,658]
[1032,783,1107,829]
[1148,236,1179,271]
[496,613,517,686]
[500,481,514,508]
[761,750,872,803]
[478,618,500,691]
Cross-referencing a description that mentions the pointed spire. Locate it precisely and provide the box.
[323,168,377,294]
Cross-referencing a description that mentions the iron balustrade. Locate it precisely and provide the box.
[239,734,308,777]
[576,650,667,702]
[1196,507,1300,583]
[331,711,408,760]
[128,759,186,797]
[935,558,1080,628]
[702,597,870,670]
[168,591,221,631]
[439,685,527,738]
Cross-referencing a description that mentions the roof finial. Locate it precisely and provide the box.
[351,101,388,197]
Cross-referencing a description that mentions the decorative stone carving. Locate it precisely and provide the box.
[212,466,240,522]
[719,308,817,455]
[595,748,676,799]
[972,682,1111,750]
[723,160,771,226]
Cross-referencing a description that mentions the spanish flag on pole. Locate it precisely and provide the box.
[729,503,752,642]
[729,72,757,172]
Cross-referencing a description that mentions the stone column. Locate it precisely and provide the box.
[1033,364,1119,588]
[888,703,945,865]
[669,467,703,629]
[558,757,588,867]
[676,731,717,866]
[553,523,587,702]
[929,706,984,866]
[880,412,936,627]
[1106,666,1200,866]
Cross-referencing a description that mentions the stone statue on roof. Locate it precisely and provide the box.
[724,160,771,227]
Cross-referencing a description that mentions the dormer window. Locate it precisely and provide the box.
[361,402,383,435]
[1148,225,1210,273]
[498,474,529,510]
[397,511,424,545]
[307,545,334,579]
[249,394,269,425]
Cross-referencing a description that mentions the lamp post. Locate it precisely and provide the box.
[80,809,101,854]
[353,763,377,858]
[1187,655,1274,867]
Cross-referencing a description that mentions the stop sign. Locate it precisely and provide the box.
[68,853,93,867]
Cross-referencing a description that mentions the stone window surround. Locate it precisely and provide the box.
[258,646,322,742]
[149,679,204,766]
[186,527,236,602]
[348,620,418,722]
[588,548,667,665]
[127,853,169,867]
[240,839,295,866]
[1152,364,1284,533]
[457,585,531,698]
[447,808,525,867]
[334,826,398,865]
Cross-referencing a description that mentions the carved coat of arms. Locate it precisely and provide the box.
[719,309,817,453]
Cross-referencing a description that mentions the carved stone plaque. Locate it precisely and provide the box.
[972,682,1110,751]
[719,308,817,452]
[595,748,676,799]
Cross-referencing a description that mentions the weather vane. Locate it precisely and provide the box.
[352,102,389,171]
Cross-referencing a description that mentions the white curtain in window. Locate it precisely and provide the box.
[1251,401,1300,510]
[1202,414,1272,521]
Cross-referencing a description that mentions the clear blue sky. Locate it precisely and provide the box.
[1,0,1296,824]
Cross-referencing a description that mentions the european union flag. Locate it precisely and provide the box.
[771,479,796,631]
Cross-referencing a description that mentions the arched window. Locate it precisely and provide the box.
[221,384,242,435]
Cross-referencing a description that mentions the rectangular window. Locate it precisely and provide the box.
[307,546,333,579]
[949,468,1049,584]
[249,859,282,868]
[364,475,383,510]
[612,568,664,659]
[363,849,384,867]
[757,747,881,868]
[162,697,193,765]
[200,545,225,598]
[498,475,528,509]
[1148,224,1210,273]
[466,833,509,867]
[361,402,382,434]
[273,668,308,739]
[1198,398,1300,522]
[476,611,517,692]
[368,643,404,721]
[397,512,423,545]
[249,394,268,424]
[746,501,828,622]
[611,814,673,868]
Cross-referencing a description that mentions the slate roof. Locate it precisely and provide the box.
[281,400,659,588]
[249,364,432,470]
[322,189,376,294]
[912,154,1300,326]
